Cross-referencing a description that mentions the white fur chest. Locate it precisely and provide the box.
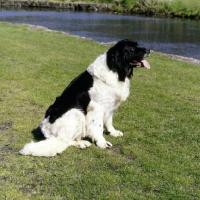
[87,53,130,108]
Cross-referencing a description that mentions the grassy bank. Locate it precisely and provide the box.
[121,0,200,18]
[67,0,200,19]
[0,23,200,199]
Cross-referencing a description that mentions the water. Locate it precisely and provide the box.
[0,9,200,60]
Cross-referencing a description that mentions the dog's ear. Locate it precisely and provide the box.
[107,47,127,82]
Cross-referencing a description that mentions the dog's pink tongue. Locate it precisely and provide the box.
[141,60,150,69]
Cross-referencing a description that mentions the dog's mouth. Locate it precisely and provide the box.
[130,60,150,69]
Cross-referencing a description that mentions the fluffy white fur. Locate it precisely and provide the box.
[20,53,130,156]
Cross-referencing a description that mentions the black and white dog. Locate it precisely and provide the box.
[20,39,150,156]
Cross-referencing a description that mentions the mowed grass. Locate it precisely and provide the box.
[0,22,200,199]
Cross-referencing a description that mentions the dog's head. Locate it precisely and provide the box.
[107,39,150,81]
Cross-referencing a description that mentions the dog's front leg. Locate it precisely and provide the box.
[86,101,112,149]
[104,112,123,137]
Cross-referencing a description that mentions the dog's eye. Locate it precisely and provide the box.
[130,48,135,52]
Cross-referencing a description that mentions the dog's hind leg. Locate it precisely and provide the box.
[71,140,92,149]
[20,109,87,156]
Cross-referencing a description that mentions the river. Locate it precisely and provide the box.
[0,9,200,60]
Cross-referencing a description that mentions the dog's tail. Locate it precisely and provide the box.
[19,137,70,156]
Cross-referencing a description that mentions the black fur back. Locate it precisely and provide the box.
[45,70,93,124]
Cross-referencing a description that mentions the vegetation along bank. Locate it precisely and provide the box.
[1,0,200,19]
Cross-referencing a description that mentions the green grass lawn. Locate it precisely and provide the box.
[0,22,199,199]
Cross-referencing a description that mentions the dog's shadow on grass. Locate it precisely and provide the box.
[32,127,45,141]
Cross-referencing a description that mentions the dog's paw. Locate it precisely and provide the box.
[72,140,92,149]
[109,130,123,137]
[96,139,112,149]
